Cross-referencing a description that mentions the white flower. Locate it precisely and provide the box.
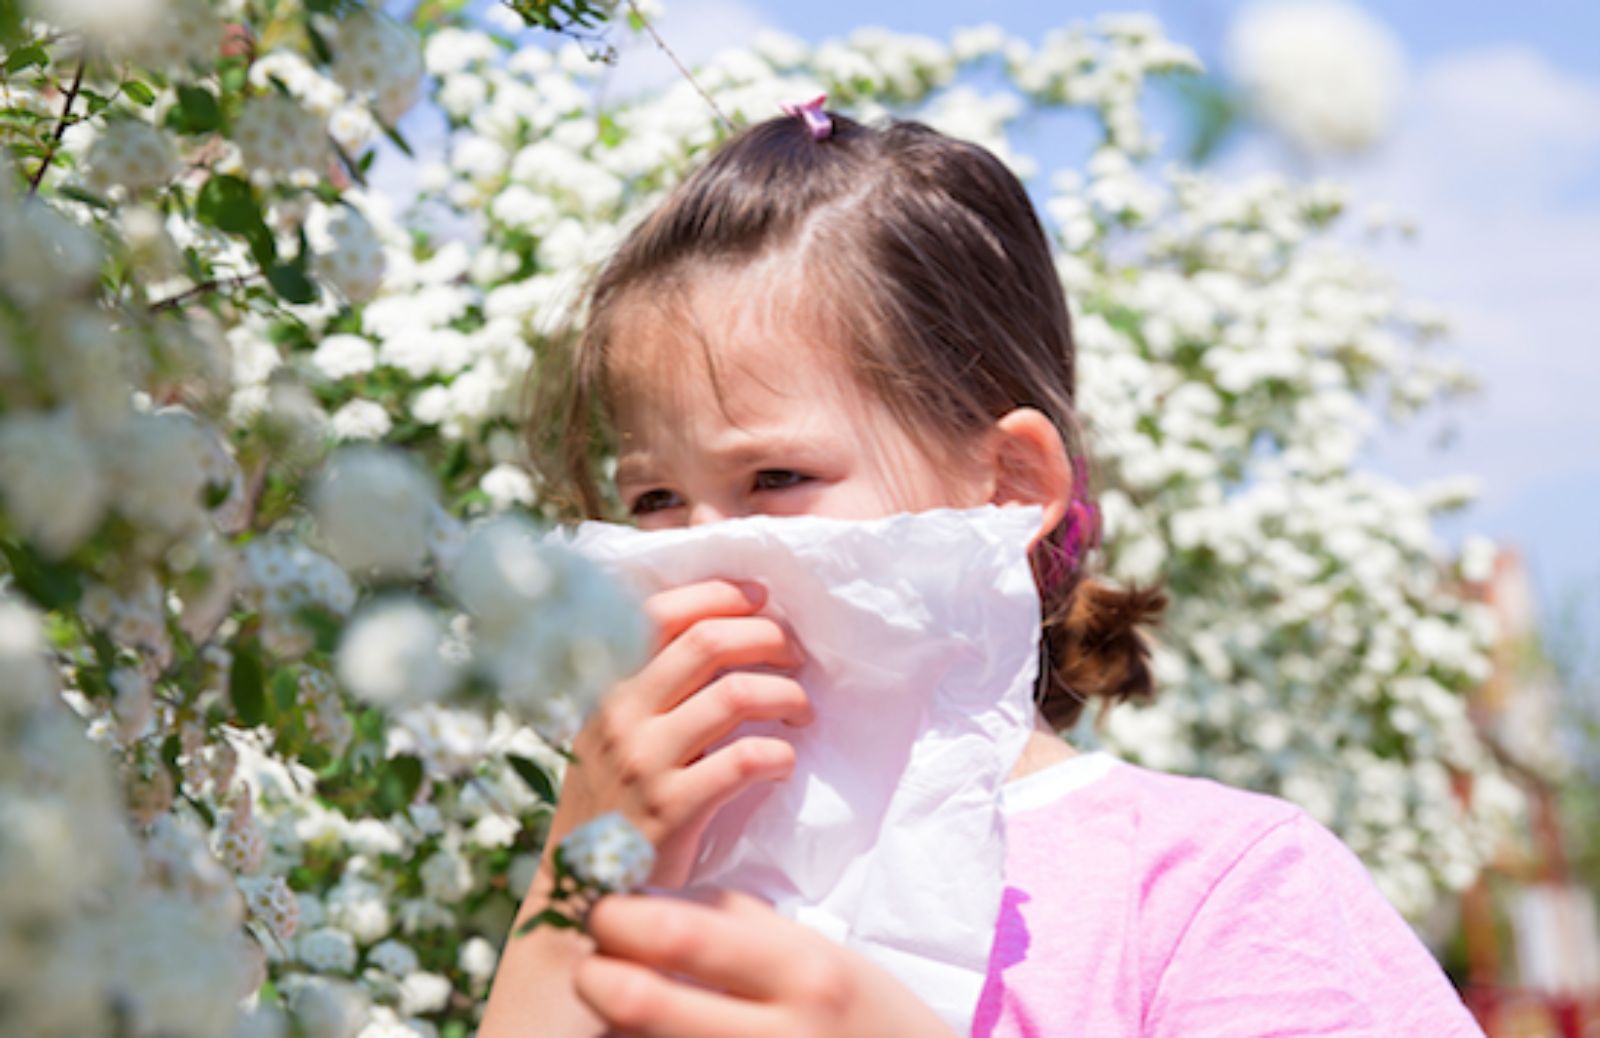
[297,926,359,974]
[367,938,419,976]
[332,9,425,123]
[25,0,165,44]
[215,790,267,874]
[1227,0,1405,157]
[397,970,452,1016]
[285,976,369,1038]
[419,848,473,904]
[559,812,655,892]
[452,520,648,740]
[479,462,536,511]
[423,27,500,77]
[0,197,103,303]
[110,667,154,743]
[0,596,55,713]
[239,874,301,941]
[233,95,329,179]
[115,0,223,70]
[0,409,106,557]
[98,892,256,1038]
[109,410,214,540]
[327,875,393,944]
[312,446,437,580]
[330,399,393,442]
[311,206,387,304]
[336,598,459,708]
[457,936,498,984]
[311,334,379,381]
[85,120,179,195]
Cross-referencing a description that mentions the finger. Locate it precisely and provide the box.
[650,671,813,767]
[637,616,803,714]
[663,736,796,818]
[575,954,776,1038]
[586,894,792,1000]
[643,580,767,651]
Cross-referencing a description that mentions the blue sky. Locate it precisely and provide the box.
[587,0,1600,654]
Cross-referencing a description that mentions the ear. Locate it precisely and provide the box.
[988,408,1074,549]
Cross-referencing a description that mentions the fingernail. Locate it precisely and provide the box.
[734,580,766,606]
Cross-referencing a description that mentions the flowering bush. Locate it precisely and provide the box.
[0,2,1520,1035]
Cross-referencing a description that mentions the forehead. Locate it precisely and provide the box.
[603,261,863,434]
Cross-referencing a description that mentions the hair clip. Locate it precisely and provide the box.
[780,94,832,141]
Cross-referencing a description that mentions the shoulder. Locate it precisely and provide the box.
[1005,755,1306,880]
[1003,758,1483,1036]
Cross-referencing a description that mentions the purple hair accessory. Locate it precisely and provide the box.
[780,94,832,140]
[1035,483,1099,597]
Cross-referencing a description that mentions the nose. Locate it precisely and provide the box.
[688,501,732,527]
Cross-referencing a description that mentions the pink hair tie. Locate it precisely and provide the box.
[780,94,832,140]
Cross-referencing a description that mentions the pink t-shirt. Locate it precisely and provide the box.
[976,753,1485,1037]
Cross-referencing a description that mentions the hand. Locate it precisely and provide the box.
[545,579,813,887]
[575,890,957,1038]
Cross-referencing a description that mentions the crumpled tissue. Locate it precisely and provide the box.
[560,504,1044,1033]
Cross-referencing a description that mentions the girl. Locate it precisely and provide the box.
[479,106,1485,1036]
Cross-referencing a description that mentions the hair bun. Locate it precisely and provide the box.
[1039,577,1167,729]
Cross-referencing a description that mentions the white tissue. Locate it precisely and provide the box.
[560,505,1043,1033]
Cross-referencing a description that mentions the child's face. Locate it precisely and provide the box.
[607,270,993,530]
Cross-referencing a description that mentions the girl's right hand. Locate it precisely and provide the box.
[543,578,813,888]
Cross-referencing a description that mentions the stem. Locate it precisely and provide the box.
[331,137,369,189]
[148,274,258,312]
[624,0,732,133]
[29,57,87,196]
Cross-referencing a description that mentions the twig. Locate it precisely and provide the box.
[29,56,87,195]
[624,0,732,133]
[331,137,369,189]
[148,274,258,312]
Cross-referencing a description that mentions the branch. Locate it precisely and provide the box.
[29,57,86,195]
[148,274,258,312]
[624,1,732,133]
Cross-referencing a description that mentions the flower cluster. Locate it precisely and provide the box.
[524,813,657,934]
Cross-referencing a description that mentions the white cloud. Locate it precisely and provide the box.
[1312,47,1600,512]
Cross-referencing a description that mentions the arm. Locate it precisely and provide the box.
[478,579,812,1037]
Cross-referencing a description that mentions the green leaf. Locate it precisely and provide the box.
[507,754,558,804]
[304,20,334,64]
[0,538,82,610]
[80,88,112,116]
[123,80,157,106]
[229,642,267,726]
[375,755,425,814]
[4,42,48,74]
[57,184,111,210]
[271,667,299,716]
[170,84,222,133]
[195,174,261,234]
[0,3,28,49]
[517,907,581,936]
[267,263,318,305]
[378,117,413,157]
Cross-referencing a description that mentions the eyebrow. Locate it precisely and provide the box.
[613,433,834,486]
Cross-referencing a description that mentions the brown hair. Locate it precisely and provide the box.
[530,111,1165,728]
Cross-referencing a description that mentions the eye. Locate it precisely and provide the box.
[752,469,811,492]
[628,488,682,516]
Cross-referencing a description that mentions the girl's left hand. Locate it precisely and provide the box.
[574,889,958,1038]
